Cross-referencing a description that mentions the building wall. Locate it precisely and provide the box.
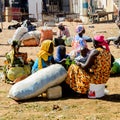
[69,0,81,13]
[62,0,70,12]
[105,0,114,12]
[28,0,42,20]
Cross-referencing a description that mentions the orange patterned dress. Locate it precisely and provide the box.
[66,48,111,94]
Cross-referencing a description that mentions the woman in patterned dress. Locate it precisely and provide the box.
[66,35,111,94]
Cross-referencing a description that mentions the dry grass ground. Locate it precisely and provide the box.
[0,21,120,120]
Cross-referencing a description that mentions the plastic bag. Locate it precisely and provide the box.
[88,83,105,98]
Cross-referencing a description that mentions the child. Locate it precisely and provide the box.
[54,45,70,70]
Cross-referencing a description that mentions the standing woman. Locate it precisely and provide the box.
[66,35,111,94]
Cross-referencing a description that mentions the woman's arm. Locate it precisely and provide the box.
[76,49,99,69]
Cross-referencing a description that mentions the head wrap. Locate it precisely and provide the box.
[37,40,54,69]
[76,25,84,33]
[93,35,110,51]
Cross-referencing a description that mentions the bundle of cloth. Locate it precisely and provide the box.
[8,20,36,31]
[8,26,40,46]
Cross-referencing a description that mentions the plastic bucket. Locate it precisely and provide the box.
[46,85,62,99]
[88,83,105,98]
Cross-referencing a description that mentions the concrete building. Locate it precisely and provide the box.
[2,0,120,23]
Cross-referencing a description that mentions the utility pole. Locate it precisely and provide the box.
[0,0,3,30]
[80,0,89,24]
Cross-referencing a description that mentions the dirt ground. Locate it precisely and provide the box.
[0,21,120,120]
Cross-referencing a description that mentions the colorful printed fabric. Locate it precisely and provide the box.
[66,48,111,94]
[74,35,88,48]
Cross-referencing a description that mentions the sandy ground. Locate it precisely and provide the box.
[0,21,120,120]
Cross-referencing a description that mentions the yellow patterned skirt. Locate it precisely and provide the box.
[66,48,111,94]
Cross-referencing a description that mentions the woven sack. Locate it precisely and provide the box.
[40,29,53,44]
[22,38,39,46]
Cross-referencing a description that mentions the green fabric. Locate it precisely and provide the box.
[111,58,120,74]
[65,57,75,70]
[7,65,31,81]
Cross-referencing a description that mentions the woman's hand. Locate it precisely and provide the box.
[75,60,81,67]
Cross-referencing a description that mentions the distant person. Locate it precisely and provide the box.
[70,25,88,59]
[107,35,120,48]
[74,25,88,48]
[54,23,70,46]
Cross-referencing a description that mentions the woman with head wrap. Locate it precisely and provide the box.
[4,41,31,83]
[54,23,70,46]
[32,40,54,73]
[65,35,111,95]
[74,25,88,48]
[57,23,70,38]
[70,25,88,59]
[5,41,26,67]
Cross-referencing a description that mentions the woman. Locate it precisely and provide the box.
[57,23,70,38]
[71,25,88,59]
[66,35,111,94]
[54,23,70,46]
[73,25,88,49]
[32,40,54,73]
[4,41,31,83]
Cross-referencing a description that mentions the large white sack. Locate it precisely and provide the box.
[12,27,28,41]
[8,64,67,100]
[8,27,28,45]
[20,31,40,42]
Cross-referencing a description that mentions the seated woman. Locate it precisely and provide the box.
[73,25,88,48]
[66,35,111,95]
[32,40,54,73]
[54,23,70,46]
[4,41,31,83]
[70,25,88,59]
